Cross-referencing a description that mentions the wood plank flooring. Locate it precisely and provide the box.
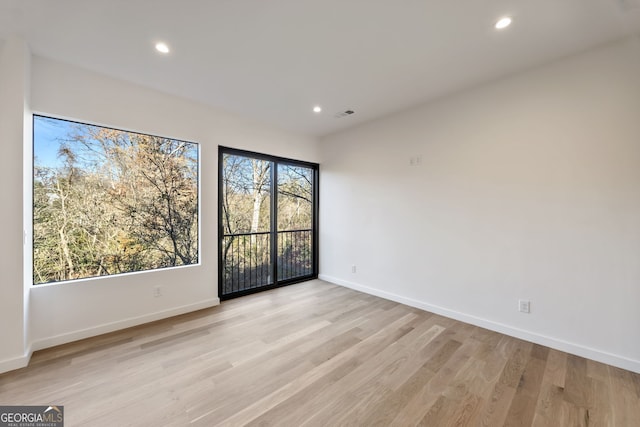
[1,280,639,426]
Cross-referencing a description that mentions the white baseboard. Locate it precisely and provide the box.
[0,345,32,374]
[319,274,640,374]
[30,298,220,352]
[0,298,220,374]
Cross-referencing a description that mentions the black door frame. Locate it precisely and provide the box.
[218,146,319,300]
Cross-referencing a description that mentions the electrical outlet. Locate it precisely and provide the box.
[154,286,162,297]
[351,265,357,273]
[518,300,530,313]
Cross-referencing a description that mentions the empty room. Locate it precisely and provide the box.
[1,1,640,426]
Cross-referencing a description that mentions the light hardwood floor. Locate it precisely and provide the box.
[1,280,639,426]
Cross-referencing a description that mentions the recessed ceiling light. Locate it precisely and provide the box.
[155,42,170,54]
[495,17,512,30]
[313,106,322,113]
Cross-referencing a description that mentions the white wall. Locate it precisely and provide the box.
[4,34,639,375]
[28,56,319,348]
[319,37,640,373]
[0,47,318,372]
[0,38,30,372]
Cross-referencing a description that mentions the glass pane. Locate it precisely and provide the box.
[277,165,313,231]
[221,154,271,235]
[33,115,199,285]
[277,164,313,281]
[221,154,273,293]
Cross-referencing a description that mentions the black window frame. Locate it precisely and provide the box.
[218,146,319,300]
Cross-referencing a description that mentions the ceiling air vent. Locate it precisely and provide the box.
[334,110,355,119]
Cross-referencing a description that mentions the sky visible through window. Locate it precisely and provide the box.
[33,116,71,168]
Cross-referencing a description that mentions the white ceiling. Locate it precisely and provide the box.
[1,0,640,136]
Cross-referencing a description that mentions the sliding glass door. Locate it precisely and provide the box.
[218,147,318,300]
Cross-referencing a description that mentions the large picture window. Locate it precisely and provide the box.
[32,115,199,285]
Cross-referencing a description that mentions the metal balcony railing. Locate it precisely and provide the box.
[221,229,313,295]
